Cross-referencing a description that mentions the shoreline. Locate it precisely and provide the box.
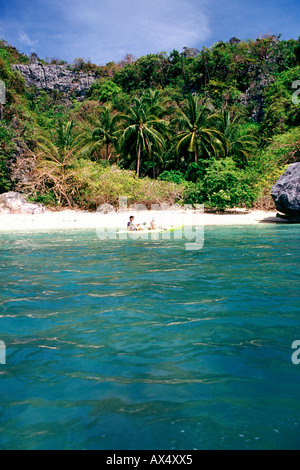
[0,208,289,233]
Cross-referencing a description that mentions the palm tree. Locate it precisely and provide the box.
[56,120,75,153]
[142,89,172,115]
[171,93,222,164]
[76,105,120,161]
[119,96,169,178]
[218,109,258,166]
[36,119,76,164]
[34,119,77,206]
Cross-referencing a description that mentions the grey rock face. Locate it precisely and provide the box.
[0,192,46,214]
[240,73,275,122]
[12,62,97,96]
[271,162,300,218]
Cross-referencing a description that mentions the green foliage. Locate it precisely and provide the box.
[119,94,169,178]
[248,126,300,208]
[183,158,256,210]
[171,93,223,164]
[0,40,29,64]
[262,66,300,136]
[25,89,67,129]
[76,105,120,161]
[72,58,101,74]
[59,161,185,210]
[36,119,76,158]
[184,161,211,182]
[217,110,259,167]
[27,190,58,206]
[260,126,300,165]
[158,170,186,184]
[0,123,14,192]
[0,47,25,98]
[203,159,256,210]
[183,181,206,206]
[2,35,300,210]
[87,79,122,103]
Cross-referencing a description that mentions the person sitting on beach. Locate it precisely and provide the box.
[127,216,146,231]
[150,218,158,230]
[127,216,137,231]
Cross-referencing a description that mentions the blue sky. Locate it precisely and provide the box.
[0,0,299,64]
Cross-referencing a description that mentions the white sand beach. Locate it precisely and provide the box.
[0,208,288,233]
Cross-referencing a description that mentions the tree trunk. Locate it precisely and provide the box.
[137,144,141,178]
[145,139,155,179]
[0,104,3,121]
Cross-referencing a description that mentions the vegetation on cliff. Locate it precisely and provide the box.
[0,35,299,211]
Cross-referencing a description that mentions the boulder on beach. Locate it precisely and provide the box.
[271,162,300,220]
[0,192,46,215]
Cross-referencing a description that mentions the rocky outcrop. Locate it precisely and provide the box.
[12,61,97,97]
[240,73,275,122]
[0,192,46,214]
[271,162,300,220]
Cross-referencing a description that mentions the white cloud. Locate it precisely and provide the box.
[53,0,211,62]
[1,0,300,64]
[0,0,212,63]
[18,30,38,48]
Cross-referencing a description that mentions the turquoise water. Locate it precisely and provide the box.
[0,225,299,450]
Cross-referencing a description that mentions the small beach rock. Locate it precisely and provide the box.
[271,162,300,221]
[0,192,46,214]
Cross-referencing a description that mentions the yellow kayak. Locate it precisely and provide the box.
[119,224,183,235]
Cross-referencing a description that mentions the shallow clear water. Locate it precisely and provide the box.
[0,225,299,450]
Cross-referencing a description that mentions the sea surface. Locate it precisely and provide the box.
[0,224,299,450]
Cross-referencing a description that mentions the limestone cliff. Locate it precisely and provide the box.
[12,61,98,97]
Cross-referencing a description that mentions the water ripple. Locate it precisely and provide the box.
[0,226,299,450]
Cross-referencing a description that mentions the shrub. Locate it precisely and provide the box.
[248,127,300,208]
[203,158,255,210]
[27,190,58,206]
[87,79,122,103]
[0,124,15,193]
[184,161,211,182]
[158,169,186,184]
[183,181,206,205]
[183,158,256,211]
[74,164,186,209]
